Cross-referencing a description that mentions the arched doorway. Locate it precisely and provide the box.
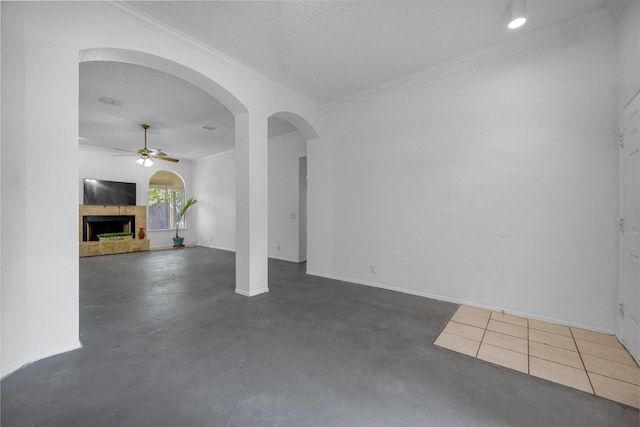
[268,112,319,266]
[148,170,186,234]
[78,48,263,292]
[79,48,247,116]
[78,49,321,297]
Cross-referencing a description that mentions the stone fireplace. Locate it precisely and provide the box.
[79,205,149,257]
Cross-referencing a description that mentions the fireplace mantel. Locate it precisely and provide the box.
[79,205,149,257]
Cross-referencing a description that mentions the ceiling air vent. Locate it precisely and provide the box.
[98,96,123,107]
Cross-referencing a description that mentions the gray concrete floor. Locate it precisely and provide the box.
[2,247,638,426]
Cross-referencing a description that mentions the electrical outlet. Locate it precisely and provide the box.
[371,264,376,273]
[277,245,281,251]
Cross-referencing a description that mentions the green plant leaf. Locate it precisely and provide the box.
[175,197,198,238]
[97,232,134,238]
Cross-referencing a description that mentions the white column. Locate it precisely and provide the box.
[235,112,269,296]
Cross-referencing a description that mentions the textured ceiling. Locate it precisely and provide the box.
[127,0,610,104]
[81,0,612,159]
[79,62,296,160]
[80,61,235,160]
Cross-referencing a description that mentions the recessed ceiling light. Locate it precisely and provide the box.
[202,125,216,131]
[98,96,123,106]
[508,16,526,29]
[507,0,527,29]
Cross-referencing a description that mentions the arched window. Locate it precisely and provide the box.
[148,171,185,231]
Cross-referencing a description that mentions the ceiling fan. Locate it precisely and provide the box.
[113,124,179,167]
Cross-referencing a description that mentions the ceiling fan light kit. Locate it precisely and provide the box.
[113,123,180,166]
[136,156,154,167]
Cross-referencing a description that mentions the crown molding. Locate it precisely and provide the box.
[268,130,304,144]
[193,130,303,164]
[192,130,303,164]
[195,148,236,164]
[106,1,316,108]
[321,6,619,114]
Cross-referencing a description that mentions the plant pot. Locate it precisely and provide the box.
[172,237,185,247]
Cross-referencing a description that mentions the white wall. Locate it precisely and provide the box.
[1,0,624,378]
[268,132,307,262]
[2,3,81,376]
[1,2,30,376]
[78,147,196,249]
[309,21,620,332]
[618,0,640,106]
[0,1,319,377]
[193,131,308,262]
[193,150,236,251]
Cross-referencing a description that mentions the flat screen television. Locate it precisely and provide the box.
[83,179,136,206]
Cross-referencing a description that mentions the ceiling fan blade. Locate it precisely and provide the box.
[148,148,167,156]
[153,155,180,163]
[112,126,179,163]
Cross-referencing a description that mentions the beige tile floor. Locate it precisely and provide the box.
[434,305,640,409]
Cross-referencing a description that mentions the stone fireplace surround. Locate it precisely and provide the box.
[79,205,149,257]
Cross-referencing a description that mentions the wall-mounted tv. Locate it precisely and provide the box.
[83,179,136,206]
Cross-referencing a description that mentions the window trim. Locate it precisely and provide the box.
[147,185,186,231]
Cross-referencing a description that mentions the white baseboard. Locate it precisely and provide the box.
[617,335,640,363]
[235,287,269,297]
[150,244,196,251]
[305,270,618,336]
[269,254,302,263]
[197,243,236,252]
[2,339,82,380]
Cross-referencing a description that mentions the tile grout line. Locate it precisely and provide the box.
[526,318,530,375]
[525,322,638,387]
[438,307,638,407]
[570,327,595,395]
[573,337,640,386]
[476,315,490,358]
[441,316,487,342]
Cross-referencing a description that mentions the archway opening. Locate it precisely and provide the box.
[267,112,319,264]
[148,170,186,232]
[79,49,243,253]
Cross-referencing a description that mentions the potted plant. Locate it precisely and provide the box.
[173,197,198,247]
